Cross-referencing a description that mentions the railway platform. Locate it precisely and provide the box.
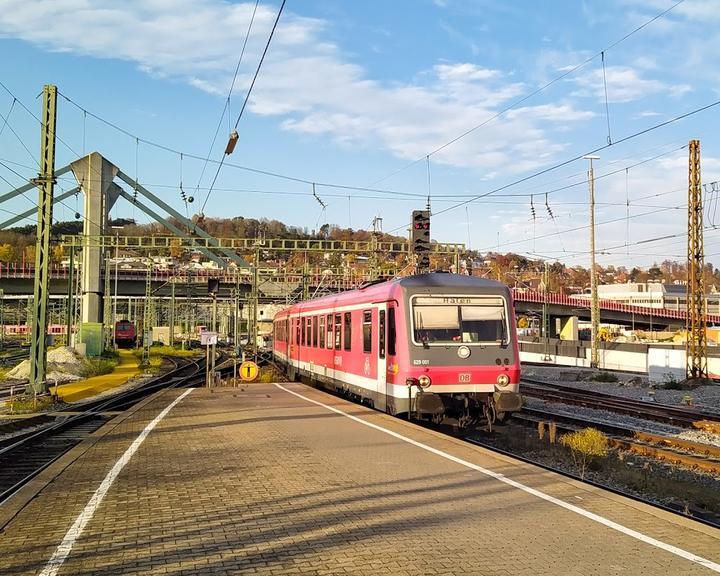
[0,382,719,576]
[48,349,141,403]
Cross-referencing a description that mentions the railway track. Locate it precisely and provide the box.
[0,355,208,505]
[520,377,720,429]
[517,376,720,474]
[512,407,720,475]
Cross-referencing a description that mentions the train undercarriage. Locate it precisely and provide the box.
[414,390,523,431]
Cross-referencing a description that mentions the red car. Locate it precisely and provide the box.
[273,273,521,427]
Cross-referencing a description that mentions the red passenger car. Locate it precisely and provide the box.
[273,273,522,427]
[114,320,137,348]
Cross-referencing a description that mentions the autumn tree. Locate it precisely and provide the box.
[0,243,15,263]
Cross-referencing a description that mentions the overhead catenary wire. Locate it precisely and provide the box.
[194,0,260,201]
[365,0,686,187]
[0,98,17,139]
[200,0,287,216]
[386,98,720,234]
[601,51,612,145]
[52,90,686,206]
[0,82,114,233]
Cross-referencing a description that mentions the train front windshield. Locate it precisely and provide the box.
[412,296,508,345]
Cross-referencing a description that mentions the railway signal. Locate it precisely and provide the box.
[412,210,430,272]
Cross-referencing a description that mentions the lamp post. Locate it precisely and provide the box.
[584,155,600,369]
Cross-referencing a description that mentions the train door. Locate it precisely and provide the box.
[376,303,388,411]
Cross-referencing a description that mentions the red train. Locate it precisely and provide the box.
[114,320,137,348]
[273,273,522,427]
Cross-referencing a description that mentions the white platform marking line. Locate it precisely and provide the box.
[275,383,720,573]
[39,388,194,576]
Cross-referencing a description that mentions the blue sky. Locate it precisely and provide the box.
[1,0,719,269]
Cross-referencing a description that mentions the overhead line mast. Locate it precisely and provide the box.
[28,85,57,394]
[686,139,707,381]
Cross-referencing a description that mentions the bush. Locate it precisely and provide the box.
[258,366,283,383]
[7,394,55,413]
[590,371,618,383]
[662,374,682,390]
[81,357,118,377]
[560,427,609,479]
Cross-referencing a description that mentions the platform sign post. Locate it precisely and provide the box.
[201,331,218,387]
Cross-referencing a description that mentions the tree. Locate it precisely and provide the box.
[23,245,35,264]
[0,243,15,263]
[52,244,65,262]
[169,238,182,259]
[560,428,609,479]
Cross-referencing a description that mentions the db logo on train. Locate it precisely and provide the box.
[239,361,259,382]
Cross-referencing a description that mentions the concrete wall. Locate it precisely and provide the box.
[519,338,720,382]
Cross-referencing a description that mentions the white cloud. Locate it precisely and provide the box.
[620,0,720,23]
[434,63,500,82]
[571,65,691,103]
[0,1,597,174]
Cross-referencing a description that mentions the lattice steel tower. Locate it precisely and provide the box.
[686,139,707,379]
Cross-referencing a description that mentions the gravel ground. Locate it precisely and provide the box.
[524,397,686,435]
[521,363,720,448]
[5,346,84,384]
[522,364,720,412]
[477,426,720,521]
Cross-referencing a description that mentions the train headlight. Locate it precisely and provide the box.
[418,375,432,388]
[457,346,471,359]
[496,374,510,387]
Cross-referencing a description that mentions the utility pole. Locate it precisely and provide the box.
[28,84,57,395]
[584,155,600,369]
[210,292,217,382]
[141,263,152,367]
[103,253,112,350]
[542,261,551,361]
[112,228,120,348]
[65,244,74,345]
[169,277,176,347]
[251,241,260,358]
[233,272,240,382]
[686,139,707,380]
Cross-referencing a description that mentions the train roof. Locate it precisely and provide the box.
[276,273,510,317]
[394,273,506,290]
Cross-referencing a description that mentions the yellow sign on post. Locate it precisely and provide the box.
[239,361,259,382]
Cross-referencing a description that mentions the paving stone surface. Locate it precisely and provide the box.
[0,382,719,575]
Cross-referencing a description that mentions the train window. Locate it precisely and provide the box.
[295,319,300,345]
[362,310,372,353]
[306,317,312,346]
[313,316,319,348]
[319,315,325,349]
[412,296,508,345]
[388,307,396,356]
[301,317,306,346]
[334,314,342,349]
[343,312,352,351]
[379,310,386,359]
[326,314,333,348]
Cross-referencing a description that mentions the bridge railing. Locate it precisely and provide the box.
[511,288,720,324]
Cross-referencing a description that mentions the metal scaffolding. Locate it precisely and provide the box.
[686,139,707,380]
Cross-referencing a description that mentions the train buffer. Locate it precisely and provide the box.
[1,382,718,575]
